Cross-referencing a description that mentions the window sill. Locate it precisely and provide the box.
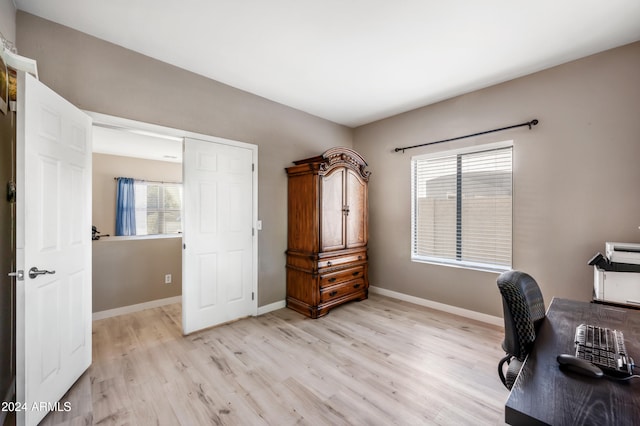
[95,234,182,242]
[411,256,510,274]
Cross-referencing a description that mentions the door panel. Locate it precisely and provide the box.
[227,250,244,301]
[346,169,367,248]
[320,168,345,251]
[198,253,218,307]
[183,138,256,334]
[17,72,92,426]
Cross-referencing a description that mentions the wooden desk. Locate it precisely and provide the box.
[505,298,640,425]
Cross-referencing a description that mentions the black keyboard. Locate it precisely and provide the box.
[574,324,634,377]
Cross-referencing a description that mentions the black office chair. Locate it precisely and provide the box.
[497,270,545,390]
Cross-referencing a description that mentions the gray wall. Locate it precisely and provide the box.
[0,0,15,44]
[16,12,353,307]
[353,42,640,317]
[93,237,182,312]
[15,10,640,319]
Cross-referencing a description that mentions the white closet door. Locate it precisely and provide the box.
[182,137,256,334]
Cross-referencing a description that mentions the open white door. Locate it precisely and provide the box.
[15,73,92,426]
[182,137,257,334]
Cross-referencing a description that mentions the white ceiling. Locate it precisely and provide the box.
[15,0,640,127]
[92,125,183,163]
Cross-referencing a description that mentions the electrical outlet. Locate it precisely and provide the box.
[164,274,172,284]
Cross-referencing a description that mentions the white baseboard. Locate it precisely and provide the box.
[94,296,285,321]
[369,286,503,327]
[91,290,502,327]
[93,296,182,321]
[257,299,286,316]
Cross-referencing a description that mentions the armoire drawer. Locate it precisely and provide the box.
[317,252,366,269]
[320,279,365,303]
[320,265,365,289]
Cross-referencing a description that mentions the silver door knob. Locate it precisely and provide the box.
[29,267,56,279]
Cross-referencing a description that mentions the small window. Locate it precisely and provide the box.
[134,181,183,235]
[411,142,512,272]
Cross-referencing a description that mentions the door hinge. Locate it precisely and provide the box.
[183,243,186,249]
[252,228,255,236]
[252,292,254,301]
[252,163,255,172]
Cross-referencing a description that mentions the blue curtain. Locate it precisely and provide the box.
[115,177,136,236]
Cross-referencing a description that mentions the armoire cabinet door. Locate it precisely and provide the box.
[346,169,367,248]
[321,168,346,251]
[321,167,368,251]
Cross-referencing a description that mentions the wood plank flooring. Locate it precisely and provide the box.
[40,294,509,425]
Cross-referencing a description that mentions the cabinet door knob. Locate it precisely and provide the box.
[327,261,332,267]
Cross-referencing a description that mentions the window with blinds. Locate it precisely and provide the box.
[411,142,512,271]
[134,181,183,235]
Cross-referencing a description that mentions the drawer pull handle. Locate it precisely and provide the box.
[327,261,332,267]
[352,271,360,276]
[358,256,362,260]
[353,284,361,289]
[328,277,337,283]
[329,291,338,297]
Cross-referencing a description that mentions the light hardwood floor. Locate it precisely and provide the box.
[41,294,509,425]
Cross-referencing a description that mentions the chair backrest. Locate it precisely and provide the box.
[497,270,545,361]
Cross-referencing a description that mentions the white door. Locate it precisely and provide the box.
[182,137,256,334]
[15,73,92,426]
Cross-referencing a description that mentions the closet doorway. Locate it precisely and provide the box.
[89,112,258,334]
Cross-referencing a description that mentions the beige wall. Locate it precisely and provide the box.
[93,237,182,312]
[17,12,353,307]
[93,153,182,237]
[353,42,640,317]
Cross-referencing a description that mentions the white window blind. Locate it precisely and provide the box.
[412,144,512,271]
[134,181,183,235]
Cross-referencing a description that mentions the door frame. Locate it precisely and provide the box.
[0,68,16,426]
[85,111,259,325]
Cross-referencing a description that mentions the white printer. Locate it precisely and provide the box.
[606,242,640,264]
[590,242,640,308]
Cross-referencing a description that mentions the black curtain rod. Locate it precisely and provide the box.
[394,119,539,153]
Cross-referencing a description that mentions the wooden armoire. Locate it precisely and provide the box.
[286,147,371,318]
